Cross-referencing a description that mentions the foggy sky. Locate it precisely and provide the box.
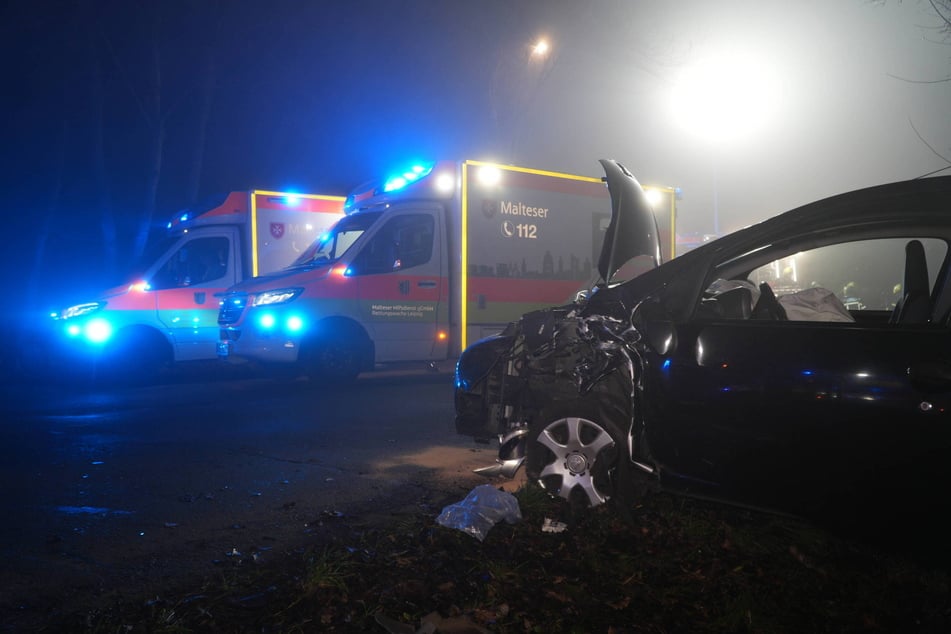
[1,0,949,305]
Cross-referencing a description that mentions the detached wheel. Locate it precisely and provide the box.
[526,401,625,509]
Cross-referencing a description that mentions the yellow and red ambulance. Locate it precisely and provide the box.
[52,190,344,378]
[216,160,676,380]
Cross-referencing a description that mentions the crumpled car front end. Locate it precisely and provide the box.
[454,291,655,506]
[454,158,665,507]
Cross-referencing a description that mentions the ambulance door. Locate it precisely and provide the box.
[351,207,444,362]
[149,229,239,361]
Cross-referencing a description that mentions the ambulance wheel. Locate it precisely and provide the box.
[301,323,370,383]
[102,327,171,384]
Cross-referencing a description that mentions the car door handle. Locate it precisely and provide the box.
[194,292,206,305]
[417,280,437,288]
[398,280,410,295]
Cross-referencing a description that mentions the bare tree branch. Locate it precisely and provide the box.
[908,117,951,177]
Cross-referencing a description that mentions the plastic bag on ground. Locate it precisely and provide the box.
[435,484,522,541]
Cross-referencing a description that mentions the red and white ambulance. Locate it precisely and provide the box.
[216,160,677,380]
[52,190,344,378]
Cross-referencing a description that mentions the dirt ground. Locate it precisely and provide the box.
[0,441,524,632]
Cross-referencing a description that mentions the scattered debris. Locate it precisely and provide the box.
[541,517,567,533]
[435,484,521,541]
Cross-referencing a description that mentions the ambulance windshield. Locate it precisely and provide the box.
[288,211,383,268]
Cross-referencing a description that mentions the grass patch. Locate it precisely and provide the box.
[41,485,951,632]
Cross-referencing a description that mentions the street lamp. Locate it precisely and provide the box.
[670,50,779,235]
[531,38,550,59]
[495,36,554,161]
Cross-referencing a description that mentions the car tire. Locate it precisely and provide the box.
[301,327,369,383]
[99,327,171,385]
[525,396,629,511]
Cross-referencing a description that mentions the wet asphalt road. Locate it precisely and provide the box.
[0,363,502,626]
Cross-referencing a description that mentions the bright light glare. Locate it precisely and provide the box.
[643,189,663,207]
[286,316,303,332]
[85,319,112,343]
[477,166,502,186]
[259,314,276,329]
[532,39,549,58]
[670,50,781,147]
[435,173,454,192]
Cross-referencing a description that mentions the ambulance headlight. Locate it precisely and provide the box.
[251,288,303,307]
[60,301,105,320]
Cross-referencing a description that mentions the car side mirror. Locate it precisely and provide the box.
[641,319,677,356]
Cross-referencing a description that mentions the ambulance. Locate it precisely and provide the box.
[216,160,677,380]
[51,190,345,379]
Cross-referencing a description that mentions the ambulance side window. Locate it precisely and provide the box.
[150,236,230,290]
[352,214,434,275]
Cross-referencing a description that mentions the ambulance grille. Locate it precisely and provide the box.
[217,292,247,326]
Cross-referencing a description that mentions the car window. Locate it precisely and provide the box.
[749,238,946,314]
[698,237,947,323]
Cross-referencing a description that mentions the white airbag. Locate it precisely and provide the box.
[779,287,854,322]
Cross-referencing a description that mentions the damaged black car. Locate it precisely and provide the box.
[455,160,951,533]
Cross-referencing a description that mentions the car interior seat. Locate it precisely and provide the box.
[889,239,931,324]
[716,286,753,319]
[751,282,788,320]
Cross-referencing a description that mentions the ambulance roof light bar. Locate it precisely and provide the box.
[383,163,434,193]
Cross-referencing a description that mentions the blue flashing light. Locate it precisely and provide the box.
[166,221,173,229]
[384,176,407,192]
[662,359,671,371]
[801,369,814,376]
[85,318,113,344]
[259,313,276,329]
[67,324,81,337]
[286,315,303,332]
[285,194,300,205]
[383,163,434,192]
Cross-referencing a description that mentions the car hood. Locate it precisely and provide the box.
[597,159,662,283]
